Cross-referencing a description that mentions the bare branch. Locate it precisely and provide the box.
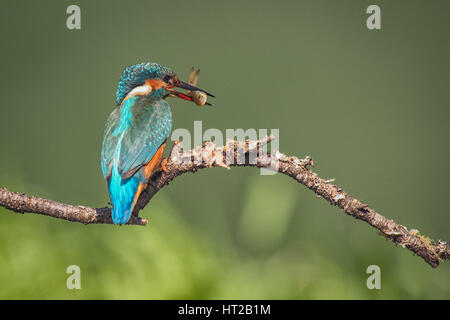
[0,136,448,268]
[0,187,147,226]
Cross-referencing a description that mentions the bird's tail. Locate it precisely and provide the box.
[108,167,141,225]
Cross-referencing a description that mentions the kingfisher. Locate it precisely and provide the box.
[101,62,214,225]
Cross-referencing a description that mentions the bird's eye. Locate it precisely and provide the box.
[163,75,173,84]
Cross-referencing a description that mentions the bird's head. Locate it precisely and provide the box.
[115,62,214,106]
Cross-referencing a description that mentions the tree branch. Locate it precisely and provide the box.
[0,188,147,226]
[0,136,448,268]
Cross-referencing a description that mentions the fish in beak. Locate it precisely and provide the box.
[167,79,215,106]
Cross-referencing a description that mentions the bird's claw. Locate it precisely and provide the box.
[161,158,169,173]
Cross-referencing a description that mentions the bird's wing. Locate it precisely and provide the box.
[119,99,172,179]
[101,108,121,180]
[101,99,172,181]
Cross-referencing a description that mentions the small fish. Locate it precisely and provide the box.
[187,67,213,107]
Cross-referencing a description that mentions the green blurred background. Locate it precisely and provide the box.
[0,0,449,299]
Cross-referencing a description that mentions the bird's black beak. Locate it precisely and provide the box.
[176,81,215,98]
[167,80,215,105]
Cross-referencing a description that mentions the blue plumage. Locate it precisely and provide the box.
[102,63,174,225]
[108,154,142,225]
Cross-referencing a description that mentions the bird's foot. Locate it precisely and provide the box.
[161,158,169,173]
